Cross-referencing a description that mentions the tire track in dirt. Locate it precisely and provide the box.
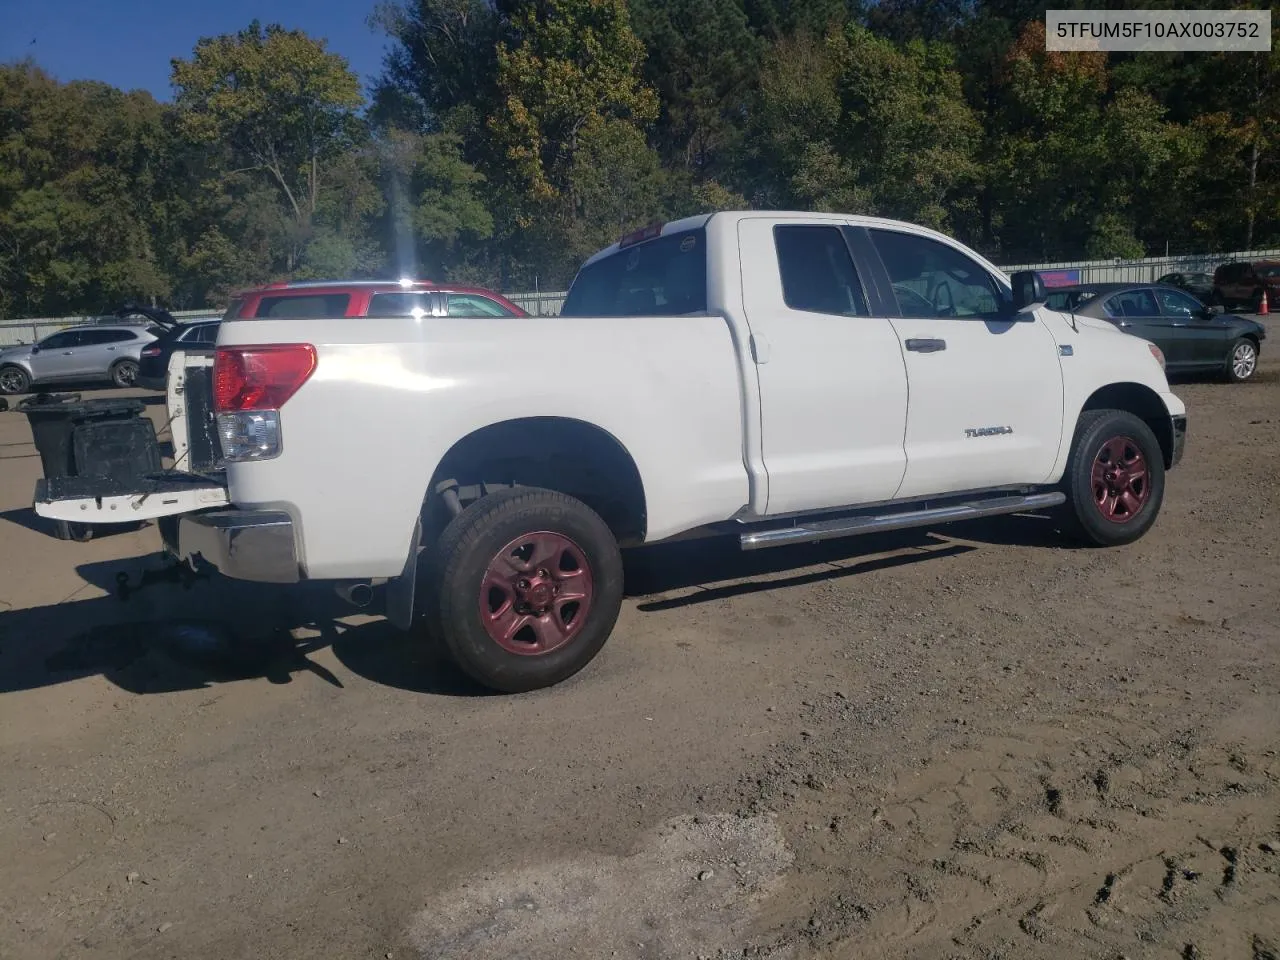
[727,697,1280,959]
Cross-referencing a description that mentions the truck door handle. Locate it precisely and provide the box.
[905,338,946,353]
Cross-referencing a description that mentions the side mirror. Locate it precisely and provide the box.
[29,345,40,355]
[1010,270,1047,311]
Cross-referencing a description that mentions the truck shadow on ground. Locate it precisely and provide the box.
[0,512,1071,699]
[0,507,145,540]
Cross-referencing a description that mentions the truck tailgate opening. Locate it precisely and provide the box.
[34,473,230,522]
[31,348,230,526]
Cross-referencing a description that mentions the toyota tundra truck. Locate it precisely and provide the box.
[34,212,1188,693]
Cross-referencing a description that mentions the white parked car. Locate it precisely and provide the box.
[35,212,1187,693]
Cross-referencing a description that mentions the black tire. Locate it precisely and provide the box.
[55,520,94,542]
[423,486,624,693]
[110,359,139,388]
[0,365,30,395]
[1060,409,1165,547]
[1225,337,1259,382]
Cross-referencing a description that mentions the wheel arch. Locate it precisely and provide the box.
[425,416,648,546]
[1079,382,1175,468]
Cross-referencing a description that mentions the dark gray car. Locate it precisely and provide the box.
[0,322,162,395]
[1045,282,1266,382]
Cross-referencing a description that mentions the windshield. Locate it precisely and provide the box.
[560,228,708,317]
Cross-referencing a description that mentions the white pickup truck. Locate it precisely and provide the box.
[35,212,1187,693]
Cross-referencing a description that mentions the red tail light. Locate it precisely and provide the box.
[141,345,161,357]
[214,344,317,412]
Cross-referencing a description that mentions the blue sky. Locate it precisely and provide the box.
[1,0,392,101]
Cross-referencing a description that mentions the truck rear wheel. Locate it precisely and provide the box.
[1061,409,1165,547]
[424,487,624,693]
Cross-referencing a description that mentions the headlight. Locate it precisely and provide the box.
[1148,342,1165,371]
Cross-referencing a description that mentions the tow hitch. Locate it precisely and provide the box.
[114,559,210,602]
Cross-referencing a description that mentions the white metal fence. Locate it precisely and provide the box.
[999,248,1280,287]
[5,245,1278,343]
[504,290,568,317]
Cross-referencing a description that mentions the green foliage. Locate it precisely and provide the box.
[489,0,658,204]
[0,63,177,316]
[745,25,979,230]
[172,20,366,274]
[5,5,1280,317]
[628,0,761,179]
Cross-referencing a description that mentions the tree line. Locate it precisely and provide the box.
[1,0,1277,318]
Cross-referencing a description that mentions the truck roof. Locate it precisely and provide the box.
[580,211,1012,286]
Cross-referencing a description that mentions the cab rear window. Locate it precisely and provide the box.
[561,228,708,317]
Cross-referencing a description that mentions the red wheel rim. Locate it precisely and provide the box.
[478,531,594,656]
[1091,436,1149,523]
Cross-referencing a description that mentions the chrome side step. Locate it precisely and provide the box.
[738,492,1066,551]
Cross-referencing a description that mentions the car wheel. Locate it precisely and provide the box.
[1225,337,1259,382]
[0,365,31,395]
[423,486,624,693]
[1060,409,1166,547]
[55,520,94,542]
[110,359,139,388]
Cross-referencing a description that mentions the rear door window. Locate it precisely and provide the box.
[446,294,515,317]
[367,292,436,318]
[255,294,351,318]
[1104,289,1160,317]
[561,227,708,317]
[773,225,868,316]
[79,329,136,345]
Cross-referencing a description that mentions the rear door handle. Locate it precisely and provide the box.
[905,338,946,353]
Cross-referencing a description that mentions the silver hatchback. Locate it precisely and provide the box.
[0,322,161,395]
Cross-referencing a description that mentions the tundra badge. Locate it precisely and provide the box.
[965,426,1014,438]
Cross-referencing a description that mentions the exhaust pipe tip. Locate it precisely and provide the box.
[335,581,373,608]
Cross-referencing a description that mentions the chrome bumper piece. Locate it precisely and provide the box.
[163,509,300,583]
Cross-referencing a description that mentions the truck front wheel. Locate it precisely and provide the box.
[424,487,624,693]
[1061,409,1166,547]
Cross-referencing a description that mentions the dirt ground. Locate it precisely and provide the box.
[1,331,1278,960]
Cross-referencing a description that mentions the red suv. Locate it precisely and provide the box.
[223,279,528,321]
[1210,260,1280,312]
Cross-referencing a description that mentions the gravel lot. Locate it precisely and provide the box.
[1,326,1278,960]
